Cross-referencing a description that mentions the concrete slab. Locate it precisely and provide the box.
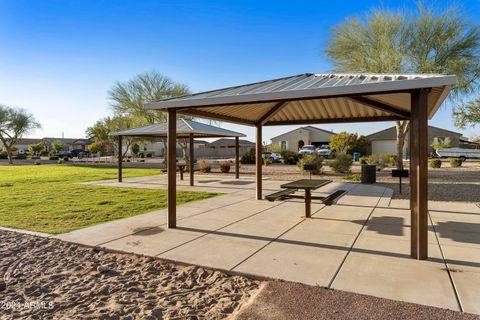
[331,236,460,311]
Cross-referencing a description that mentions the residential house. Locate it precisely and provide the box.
[43,138,93,152]
[0,138,43,154]
[270,126,335,152]
[207,138,255,149]
[366,125,463,157]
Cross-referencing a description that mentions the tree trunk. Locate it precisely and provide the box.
[7,148,13,165]
[395,120,410,170]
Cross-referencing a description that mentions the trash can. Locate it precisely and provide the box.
[353,152,360,162]
[361,164,376,184]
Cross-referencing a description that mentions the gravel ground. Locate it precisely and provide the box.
[210,160,480,202]
[235,281,480,320]
[0,230,259,320]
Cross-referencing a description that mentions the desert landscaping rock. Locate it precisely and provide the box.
[0,230,260,319]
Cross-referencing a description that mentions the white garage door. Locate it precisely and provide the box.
[371,140,407,155]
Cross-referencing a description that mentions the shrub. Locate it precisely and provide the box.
[264,157,272,166]
[15,154,27,160]
[57,159,64,164]
[449,158,462,168]
[385,154,397,167]
[49,156,59,161]
[298,154,324,175]
[199,159,211,173]
[281,150,300,165]
[240,149,255,164]
[359,156,368,164]
[367,153,392,171]
[63,156,69,162]
[429,159,442,168]
[344,173,361,181]
[34,159,41,165]
[146,153,153,158]
[220,160,231,173]
[328,153,353,173]
[40,150,49,156]
[0,151,7,159]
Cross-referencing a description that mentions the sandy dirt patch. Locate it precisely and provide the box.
[0,230,260,319]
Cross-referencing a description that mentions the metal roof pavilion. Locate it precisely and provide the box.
[110,119,246,138]
[145,73,457,126]
[146,72,458,261]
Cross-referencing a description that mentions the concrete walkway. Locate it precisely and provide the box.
[56,175,480,315]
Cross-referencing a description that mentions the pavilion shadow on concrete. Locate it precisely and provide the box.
[110,119,246,186]
[145,73,457,260]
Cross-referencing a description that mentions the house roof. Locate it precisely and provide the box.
[43,137,92,144]
[270,125,335,141]
[209,138,255,145]
[367,125,463,141]
[110,119,246,138]
[14,138,43,145]
[145,73,457,126]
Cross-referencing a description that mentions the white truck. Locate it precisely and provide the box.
[436,148,480,161]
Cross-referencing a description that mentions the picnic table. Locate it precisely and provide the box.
[280,179,332,218]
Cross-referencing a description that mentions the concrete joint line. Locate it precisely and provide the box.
[428,213,463,312]
[327,185,386,289]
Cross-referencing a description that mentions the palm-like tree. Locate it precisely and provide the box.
[325,4,480,169]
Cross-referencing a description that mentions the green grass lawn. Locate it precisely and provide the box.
[0,165,218,234]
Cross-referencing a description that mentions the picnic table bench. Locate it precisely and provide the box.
[266,179,346,218]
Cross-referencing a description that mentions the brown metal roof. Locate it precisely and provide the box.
[145,73,457,126]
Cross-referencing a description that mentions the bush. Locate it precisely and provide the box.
[298,154,324,175]
[199,159,211,173]
[359,156,368,164]
[34,159,41,165]
[220,160,231,173]
[264,157,272,166]
[0,151,7,159]
[385,154,397,167]
[367,153,392,171]
[281,150,300,165]
[344,173,361,181]
[40,150,49,156]
[49,156,59,161]
[328,153,353,173]
[57,159,64,164]
[240,149,255,164]
[146,153,153,158]
[14,153,27,160]
[63,156,69,162]
[429,159,442,168]
[449,158,462,168]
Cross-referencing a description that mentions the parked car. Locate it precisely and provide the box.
[298,145,317,155]
[316,145,332,157]
[70,149,90,158]
[18,149,30,155]
[436,148,480,161]
[53,151,72,158]
[262,152,281,162]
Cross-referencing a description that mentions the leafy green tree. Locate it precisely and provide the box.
[108,71,191,164]
[431,137,452,150]
[131,143,140,157]
[0,105,41,164]
[51,140,65,154]
[454,97,480,128]
[330,132,359,154]
[86,114,141,158]
[29,141,45,156]
[88,141,106,155]
[325,3,480,169]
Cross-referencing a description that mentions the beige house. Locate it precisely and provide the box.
[270,126,335,152]
[367,125,463,157]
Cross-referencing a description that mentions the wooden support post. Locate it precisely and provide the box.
[189,133,194,186]
[256,125,262,200]
[118,135,123,182]
[235,136,240,179]
[410,89,429,260]
[167,110,177,228]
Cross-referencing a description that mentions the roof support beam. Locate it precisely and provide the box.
[264,115,403,126]
[180,109,257,126]
[349,96,410,119]
[256,101,290,126]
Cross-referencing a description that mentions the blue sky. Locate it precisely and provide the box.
[1,0,479,142]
